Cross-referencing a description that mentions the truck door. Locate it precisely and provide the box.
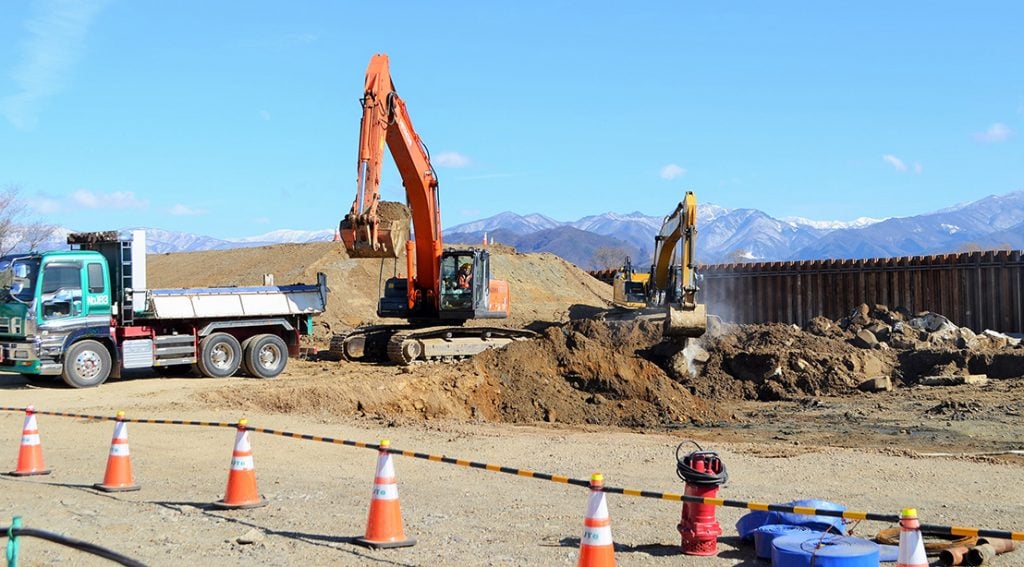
[37,260,110,324]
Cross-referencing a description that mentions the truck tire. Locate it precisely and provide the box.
[197,333,242,378]
[62,340,112,388]
[242,334,288,379]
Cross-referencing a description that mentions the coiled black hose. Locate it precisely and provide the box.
[675,440,729,486]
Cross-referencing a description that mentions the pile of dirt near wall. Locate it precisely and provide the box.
[671,322,896,402]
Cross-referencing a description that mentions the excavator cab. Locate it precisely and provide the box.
[438,249,509,321]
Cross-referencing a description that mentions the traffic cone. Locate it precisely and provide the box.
[94,411,140,492]
[8,406,51,476]
[897,508,928,567]
[354,439,415,549]
[578,473,615,567]
[212,419,267,509]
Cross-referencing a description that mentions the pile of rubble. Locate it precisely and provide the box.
[823,303,1023,352]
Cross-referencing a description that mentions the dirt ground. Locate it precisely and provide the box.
[2,369,1024,567]
[1,242,1022,565]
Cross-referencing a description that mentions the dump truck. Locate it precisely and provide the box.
[0,230,327,387]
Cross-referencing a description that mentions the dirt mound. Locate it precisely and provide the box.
[675,323,895,401]
[471,319,711,427]
[199,319,711,428]
[376,200,412,223]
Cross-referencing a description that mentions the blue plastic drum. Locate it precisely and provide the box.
[772,533,880,567]
[753,525,817,560]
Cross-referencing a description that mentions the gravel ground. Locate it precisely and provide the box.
[2,373,1024,566]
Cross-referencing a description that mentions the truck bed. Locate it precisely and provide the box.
[137,276,327,320]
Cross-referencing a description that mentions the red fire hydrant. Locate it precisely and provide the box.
[676,442,728,556]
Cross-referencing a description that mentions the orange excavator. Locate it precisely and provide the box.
[332,53,535,364]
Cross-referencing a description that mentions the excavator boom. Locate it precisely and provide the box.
[333,54,527,364]
[656,191,706,338]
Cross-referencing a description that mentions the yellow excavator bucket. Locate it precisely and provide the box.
[664,302,708,338]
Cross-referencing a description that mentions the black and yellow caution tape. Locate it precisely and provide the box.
[2,406,1021,542]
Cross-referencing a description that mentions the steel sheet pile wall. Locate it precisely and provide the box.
[698,250,1024,333]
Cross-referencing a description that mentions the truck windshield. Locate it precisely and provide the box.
[1,257,41,303]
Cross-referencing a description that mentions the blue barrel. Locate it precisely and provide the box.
[753,525,817,560]
[772,533,880,567]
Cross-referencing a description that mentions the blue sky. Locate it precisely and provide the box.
[1,1,1022,239]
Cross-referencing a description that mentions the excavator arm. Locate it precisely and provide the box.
[341,53,442,311]
[651,191,706,338]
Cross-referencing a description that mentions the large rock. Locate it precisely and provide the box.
[858,376,893,392]
[853,329,880,349]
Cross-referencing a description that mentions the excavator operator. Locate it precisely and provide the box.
[457,263,473,290]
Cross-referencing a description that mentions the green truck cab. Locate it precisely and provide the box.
[0,250,116,385]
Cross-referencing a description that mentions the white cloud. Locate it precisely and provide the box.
[434,151,471,168]
[72,189,148,209]
[1,0,108,130]
[660,164,686,180]
[29,194,63,214]
[259,110,271,121]
[913,162,924,174]
[882,154,907,172]
[168,203,207,216]
[973,122,1013,143]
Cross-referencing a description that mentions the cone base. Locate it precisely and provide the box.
[6,468,52,477]
[211,497,269,510]
[354,536,416,549]
[94,482,141,493]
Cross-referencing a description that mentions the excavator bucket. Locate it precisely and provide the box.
[339,217,409,259]
[664,302,708,338]
[339,201,412,259]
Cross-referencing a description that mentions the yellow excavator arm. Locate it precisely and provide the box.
[651,191,706,338]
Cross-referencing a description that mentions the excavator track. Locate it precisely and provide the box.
[332,326,537,365]
[329,326,394,362]
[386,326,537,365]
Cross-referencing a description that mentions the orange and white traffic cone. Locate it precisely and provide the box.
[578,473,615,567]
[94,411,140,492]
[897,508,928,567]
[354,439,415,549]
[212,419,267,509]
[8,406,51,477]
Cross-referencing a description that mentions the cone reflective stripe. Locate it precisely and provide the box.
[355,440,415,549]
[8,406,51,477]
[578,473,615,567]
[897,508,928,567]
[212,419,267,509]
[95,411,140,492]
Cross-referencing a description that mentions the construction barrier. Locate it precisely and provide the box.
[2,406,1022,548]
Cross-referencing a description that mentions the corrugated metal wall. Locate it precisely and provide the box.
[697,250,1024,333]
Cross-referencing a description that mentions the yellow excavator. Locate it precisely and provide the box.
[610,191,707,338]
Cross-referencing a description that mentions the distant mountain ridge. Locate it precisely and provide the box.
[10,190,1023,269]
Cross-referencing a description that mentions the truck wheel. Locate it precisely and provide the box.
[242,334,288,379]
[62,340,112,388]
[197,333,242,378]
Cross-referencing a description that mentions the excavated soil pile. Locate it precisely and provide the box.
[198,319,713,428]
[676,322,895,402]
[471,319,712,427]
[376,200,413,224]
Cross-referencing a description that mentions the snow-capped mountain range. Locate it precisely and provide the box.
[10,190,1023,269]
